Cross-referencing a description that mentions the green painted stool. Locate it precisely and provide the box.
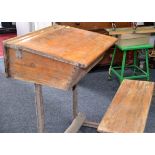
[109,44,153,82]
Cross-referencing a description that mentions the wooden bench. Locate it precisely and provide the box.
[97,79,154,133]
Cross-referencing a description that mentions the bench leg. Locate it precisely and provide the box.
[34,83,45,133]
[145,49,150,81]
[120,50,127,82]
[72,85,78,119]
[133,50,137,74]
[109,46,117,80]
[65,113,86,133]
[65,85,99,133]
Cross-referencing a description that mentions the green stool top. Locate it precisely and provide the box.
[117,44,153,51]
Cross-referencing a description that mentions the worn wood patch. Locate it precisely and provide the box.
[98,79,154,133]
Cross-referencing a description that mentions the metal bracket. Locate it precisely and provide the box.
[112,22,116,31]
[16,49,22,59]
[132,22,137,33]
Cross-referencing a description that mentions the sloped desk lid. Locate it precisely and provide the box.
[4,25,117,68]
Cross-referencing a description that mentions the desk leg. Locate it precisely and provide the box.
[72,85,78,119]
[34,83,45,133]
[65,85,99,133]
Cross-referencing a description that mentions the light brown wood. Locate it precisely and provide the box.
[7,48,76,90]
[71,85,99,129]
[107,26,155,35]
[71,84,99,130]
[116,33,150,46]
[57,22,131,30]
[4,25,116,90]
[64,113,86,133]
[3,25,117,132]
[118,33,150,39]
[4,25,117,69]
[98,80,154,133]
[34,84,45,133]
[136,26,155,34]
[6,48,103,90]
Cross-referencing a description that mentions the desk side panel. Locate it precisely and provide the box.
[5,48,79,90]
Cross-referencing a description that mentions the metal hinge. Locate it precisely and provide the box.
[16,49,22,59]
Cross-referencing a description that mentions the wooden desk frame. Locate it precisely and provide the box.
[34,84,99,133]
[3,25,117,133]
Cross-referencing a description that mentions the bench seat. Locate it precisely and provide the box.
[98,79,154,133]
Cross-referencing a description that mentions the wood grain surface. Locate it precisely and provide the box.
[4,25,117,68]
[98,80,154,133]
[34,84,45,133]
[4,25,116,90]
[6,47,102,90]
[7,48,76,90]
[56,22,131,30]
[107,26,155,35]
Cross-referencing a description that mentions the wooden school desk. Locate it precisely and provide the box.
[3,25,117,132]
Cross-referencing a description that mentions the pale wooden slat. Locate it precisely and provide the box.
[98,80,154,133]
[83,120,99,128]
[107,26,155,35]
[64,113,86,133]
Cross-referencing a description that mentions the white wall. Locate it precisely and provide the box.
[16,22,32,35]
[34,22,52,30]
[16,22,52,35]
[0,22,2,28]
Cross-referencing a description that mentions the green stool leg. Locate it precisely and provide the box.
[145,49,150,81]
[133,50,137,74]
[109,46,117,79]
[120,50,127,82]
